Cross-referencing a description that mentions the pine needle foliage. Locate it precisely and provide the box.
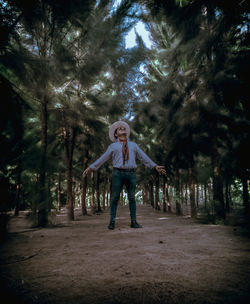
[133,0,250,220]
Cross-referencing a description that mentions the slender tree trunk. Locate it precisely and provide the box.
[196,184,199,208]
[155,173,160,210]
[97,171,101,212]
[208,181,212,202]
[225,181,231,213]
[175,170,182,216]
[38,99,48,226]
[73,180,77,208]
[47,174,52,210]
[163,179,167,212]
[66,159,74,220]
[188,132,197,218]
[14,102,23,215]
[110,177,112,201]
[200,184,203,205]
[149,180,154,208]
[166,183,171,212]
[90,171,95,214]
[146,187,149,205]
[204,183,207,209]
[106,186,109,208]
[169,186,172,207]
[213,174,225,218]
[211,134,225,219]
[81,152,89,215]
[189,168,196,217]
[180,182,184,206]
[14,160,22,216]
[184,183,188,205]
[0,176,9,212]
[242,169,250,224]
[229,184,233,207]
[142,185,147,204]
[57,173,61,211]
[107,176,111,208]
[120,189,124,206]
[102,176,106,210]
[81,176,88,215]
[102,191,106,209]
[65,127,76,221]
[143,185,150,204]
[78,185,81,208]
[14,98,23,214]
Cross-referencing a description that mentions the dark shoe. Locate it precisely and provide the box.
[130,220,142,228]
[108,221,115,230]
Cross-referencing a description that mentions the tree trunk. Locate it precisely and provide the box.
[212,167,225,218]
[149,180,154,208]
[175,170,182,216]
[102,175,106,210]
[102,189,106,210]
[155,173,160,210]
[78,184,82,208]
[90,171,96,214]
[119,192,121,205]
[142,185,147,204]
[196,184,199,208]
[225,181,231,213]
[184,183,188,205]
[66,161,74,220]
[163,180,166,212]
[200,184,203,205]
[180,182,184,206]
[65,127,76,221]
[204,183,207,209]
[166,183,171,212]
[211,129,225,219]
[107,176,111,208]
[14,160,22,216]
[57,173,61,211]
[81,152,89,215]
[188,131,197,218]
[0,176,10,212]
[106,188,109,208]
[163,179,167,212]
[242,169,250,224]
[38,99,48,226]
[47,174,53,210]
[208,181,212,202]
[96,171,101,212]
[73,180,76,208]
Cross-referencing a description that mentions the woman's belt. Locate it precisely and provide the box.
[113,167,136,172]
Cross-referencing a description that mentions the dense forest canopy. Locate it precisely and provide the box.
[0,0,249,226]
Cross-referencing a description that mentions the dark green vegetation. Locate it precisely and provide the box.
[0,0,249,227]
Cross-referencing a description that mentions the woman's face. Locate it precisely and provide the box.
[115,126,127,139]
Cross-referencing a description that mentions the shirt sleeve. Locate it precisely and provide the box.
[135,144,157,169]
[89,145,113,170]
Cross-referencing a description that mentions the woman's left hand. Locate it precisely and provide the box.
[155,165,166,176]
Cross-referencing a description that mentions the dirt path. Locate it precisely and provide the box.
[0,204,250,304]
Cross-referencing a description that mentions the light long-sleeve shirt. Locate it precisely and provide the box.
[89,139,156,170]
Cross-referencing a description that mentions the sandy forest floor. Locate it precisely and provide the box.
[0,204,250,304]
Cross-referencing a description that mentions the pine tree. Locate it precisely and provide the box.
[134,0,249,220]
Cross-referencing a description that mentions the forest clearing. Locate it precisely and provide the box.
[1,204,250,304]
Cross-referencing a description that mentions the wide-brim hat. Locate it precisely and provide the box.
[109,121,130,142]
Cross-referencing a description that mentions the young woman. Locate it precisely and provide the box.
[83,121,166,230]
